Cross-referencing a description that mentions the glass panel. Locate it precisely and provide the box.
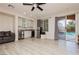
[66,19,75,42]
[22,18,26,28]
[57,19,66,40]
[18,17,23,28]
[44,20,48,31]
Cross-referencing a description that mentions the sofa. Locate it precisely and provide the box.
[0,31,15,44]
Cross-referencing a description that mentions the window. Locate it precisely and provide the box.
[44,20,48,31]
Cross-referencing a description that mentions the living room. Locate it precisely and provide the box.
[0,3,79,55]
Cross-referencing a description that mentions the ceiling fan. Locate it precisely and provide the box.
[23,3,46,11]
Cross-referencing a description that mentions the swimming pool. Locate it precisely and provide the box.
[65,32,75,36]
[58,32,75,41]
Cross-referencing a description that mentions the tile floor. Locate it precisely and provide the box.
[0,38,79,55]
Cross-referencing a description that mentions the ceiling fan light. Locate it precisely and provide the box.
[33,4,37,8]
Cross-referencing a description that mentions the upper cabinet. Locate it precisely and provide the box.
[18,17,34,29]
[44,19,48,31]
[25,19,34,28]
[18,17,23,28]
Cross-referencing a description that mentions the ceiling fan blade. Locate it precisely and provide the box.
[37,6,43,11]
[23,3,33,5]
[37,3,46,5]
[31,7,35,11]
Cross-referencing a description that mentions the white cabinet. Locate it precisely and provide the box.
[18,17,34,29]
[24,31,31,38]
[18,17,23,28]
[25,20,34,29]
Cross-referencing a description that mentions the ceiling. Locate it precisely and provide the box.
[0,3,79,19]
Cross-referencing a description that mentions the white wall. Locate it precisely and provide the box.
[0,12,15,32]
[46,17,55,39]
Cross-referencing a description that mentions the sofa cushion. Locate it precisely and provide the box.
[0,32,4,37]
[4,31,11,36]
[0,31,15,44]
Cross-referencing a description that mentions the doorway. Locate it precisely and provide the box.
[55,14,76,42]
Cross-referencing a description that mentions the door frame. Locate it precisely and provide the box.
[54,14,76,42]
[55,16,66,40]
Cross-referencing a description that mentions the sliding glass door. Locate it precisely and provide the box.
[66,14,75,42]
[57,18,66,40]
[55,14,76,42]
[55,17,66,40]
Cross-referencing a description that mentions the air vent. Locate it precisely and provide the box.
[8,4,15,8]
